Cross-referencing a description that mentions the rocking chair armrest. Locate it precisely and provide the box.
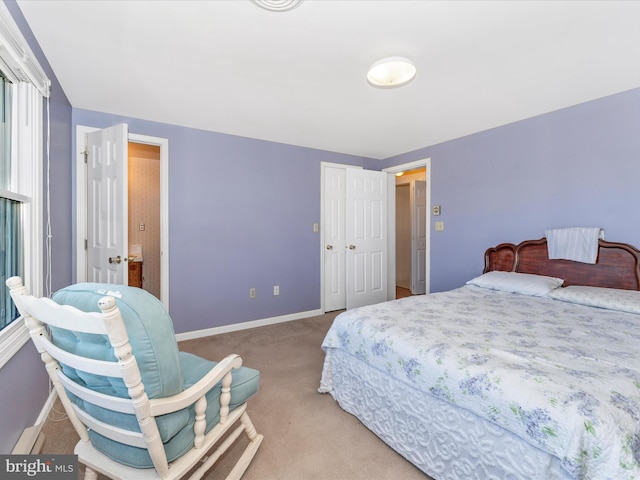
[149,354,243,416]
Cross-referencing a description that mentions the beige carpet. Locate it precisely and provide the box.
[39,312,430,480]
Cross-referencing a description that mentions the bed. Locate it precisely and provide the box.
[319,237,640,479]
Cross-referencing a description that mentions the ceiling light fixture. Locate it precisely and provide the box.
[251,0,303,12]
[367,57,416,89]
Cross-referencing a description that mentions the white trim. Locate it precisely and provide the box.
[0,320,29,369]
[12,389,56,454]
[175,309,324,342]
[36,388,58,425]
[75,126,170,310]
[386,173,396,300]
[75,125,97,283]
[17,83,43,298]
[0,188,29,202]
[383,158,430,174]
[383,158,431,295]
[0,3,50,97]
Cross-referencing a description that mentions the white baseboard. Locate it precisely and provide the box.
[12,389,57,454]
[175,309,324,342]
[36,388,58,425]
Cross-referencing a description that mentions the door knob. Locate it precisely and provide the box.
[348,245,356,250]
[108,255,122,264]
[326,245,333,250]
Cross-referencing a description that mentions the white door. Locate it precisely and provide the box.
[86,124,128,284]
[345,168,388,309]
[411,180,427,294]
[323,167,347,311]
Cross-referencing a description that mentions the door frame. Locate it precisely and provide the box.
[383,158,431,298]
[75,125,170,310]
[411,179,427,294]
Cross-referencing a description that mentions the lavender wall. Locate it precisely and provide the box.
[383,88,640,293]
[1,0,73,453]
[72,109,371,333]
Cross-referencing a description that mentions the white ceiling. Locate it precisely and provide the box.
[17,0,640,160]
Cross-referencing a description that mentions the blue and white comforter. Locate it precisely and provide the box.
[320,285,640,479]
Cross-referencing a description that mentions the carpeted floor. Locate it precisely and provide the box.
[39,312,430,480]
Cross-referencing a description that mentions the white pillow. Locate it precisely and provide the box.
[547,286,640,315]
[466,271,564,297]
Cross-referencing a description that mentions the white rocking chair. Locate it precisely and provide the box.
[7,277,263,480]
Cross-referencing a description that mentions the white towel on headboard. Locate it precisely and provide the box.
[545,227,603,264]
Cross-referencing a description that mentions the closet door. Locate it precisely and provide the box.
[323,167,347,311]
[345,168,388,309]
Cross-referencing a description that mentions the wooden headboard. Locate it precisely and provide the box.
[484,238,640,290]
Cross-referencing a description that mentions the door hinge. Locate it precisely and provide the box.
[84,239,88,250]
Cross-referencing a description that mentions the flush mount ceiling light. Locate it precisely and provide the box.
[367,57,416,89]
[251,0,303,12]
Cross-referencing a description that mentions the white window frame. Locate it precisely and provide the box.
[0,2,50,368]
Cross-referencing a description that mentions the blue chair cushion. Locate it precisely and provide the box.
[88,352,261,468]
[51,283,260,468]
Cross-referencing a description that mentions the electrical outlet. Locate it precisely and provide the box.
[273,285,279,296]
[249,288,256,299]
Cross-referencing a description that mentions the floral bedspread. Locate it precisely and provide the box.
[320,285,640,479]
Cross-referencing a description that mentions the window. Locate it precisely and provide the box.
[0,73,21,330]
[0,2,50,367]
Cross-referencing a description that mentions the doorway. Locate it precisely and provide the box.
[128,142,161,299]
[383,158,431,300]
[396,183,411,294]
[75,125,170,310]
[395,167,427,298]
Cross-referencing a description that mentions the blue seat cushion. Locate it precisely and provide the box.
[87,352,261,468]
